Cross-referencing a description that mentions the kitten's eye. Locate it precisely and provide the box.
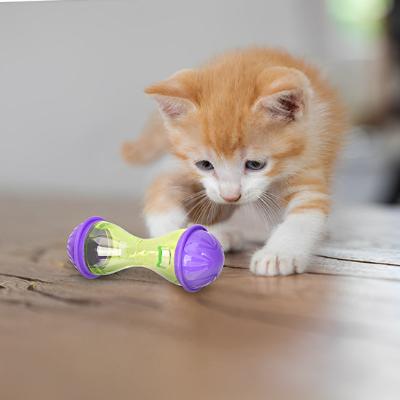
[245,160,267,171]
[195,160,214,171]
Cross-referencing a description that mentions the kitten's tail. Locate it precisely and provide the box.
[121,111,169,165]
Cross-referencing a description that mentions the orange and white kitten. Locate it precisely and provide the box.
[123,48,346,276]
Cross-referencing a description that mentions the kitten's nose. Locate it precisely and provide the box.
[221,193,241,203]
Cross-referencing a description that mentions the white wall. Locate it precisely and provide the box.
[0,0,350,197]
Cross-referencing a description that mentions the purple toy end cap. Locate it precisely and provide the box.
[174,225,225,292]
[67,216,104,279]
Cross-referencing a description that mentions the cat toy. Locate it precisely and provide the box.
[67,216,224,292]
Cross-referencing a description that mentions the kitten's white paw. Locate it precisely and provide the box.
[208,227,244,253]
[250,246,308,276]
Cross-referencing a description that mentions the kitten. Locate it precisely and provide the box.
[122,48,347,276]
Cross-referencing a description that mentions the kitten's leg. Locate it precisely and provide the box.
[250,180,329,276]
[207,221,244,253]
[208,204,273,252]
[144,173,188,237]
[146,207,187,237]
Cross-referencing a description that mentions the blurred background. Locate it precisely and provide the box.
[1,0,400,205]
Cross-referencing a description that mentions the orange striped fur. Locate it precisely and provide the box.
[122,47,347,275]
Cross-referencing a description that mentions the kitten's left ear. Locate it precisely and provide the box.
[253,67,312,122]
[145,69,197,121]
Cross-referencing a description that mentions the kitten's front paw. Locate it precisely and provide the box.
[208,227,244,253]
[250,246,308,276]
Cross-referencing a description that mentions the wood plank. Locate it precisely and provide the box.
[322,205,400,264]
[1,195,400,400]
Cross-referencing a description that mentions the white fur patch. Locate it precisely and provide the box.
[207,223,244,252]
[146,207,187,237]
[250,212,326,276]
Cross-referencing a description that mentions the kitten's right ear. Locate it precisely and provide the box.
[253,67,312,123]
[145,69,197,121]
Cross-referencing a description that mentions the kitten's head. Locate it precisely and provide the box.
[145,53,315,205]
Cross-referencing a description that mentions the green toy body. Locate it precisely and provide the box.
[86,220,184,284]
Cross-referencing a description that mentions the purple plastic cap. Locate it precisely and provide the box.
[174,225,225,292]
[67,216,104,279]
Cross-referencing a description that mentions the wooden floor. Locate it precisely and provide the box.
[1,195,400,400]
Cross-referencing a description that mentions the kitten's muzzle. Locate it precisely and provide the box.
[221,193,242,203]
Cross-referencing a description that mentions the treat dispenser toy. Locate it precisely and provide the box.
[67,216,224,292]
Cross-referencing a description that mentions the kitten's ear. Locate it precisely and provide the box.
[253,67,312,122]
[147,94,195,120]
[145,69,197,121]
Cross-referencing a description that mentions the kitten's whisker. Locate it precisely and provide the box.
[260,191,282,211]
[258,195,281,225]
[257,197,277,225]
[183,192,209,224]
[203,198,216,225]
[194,201,206,224]
[187,195,209,221]
[199,199,212,225]
[258,199,279,223]
[261,191,282,208]
[185,196,206,211]
[194,197,210,224]
[255,199,272,225]
[209,200,217,225]
[203,201,212,225]
[183,190,207,204]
